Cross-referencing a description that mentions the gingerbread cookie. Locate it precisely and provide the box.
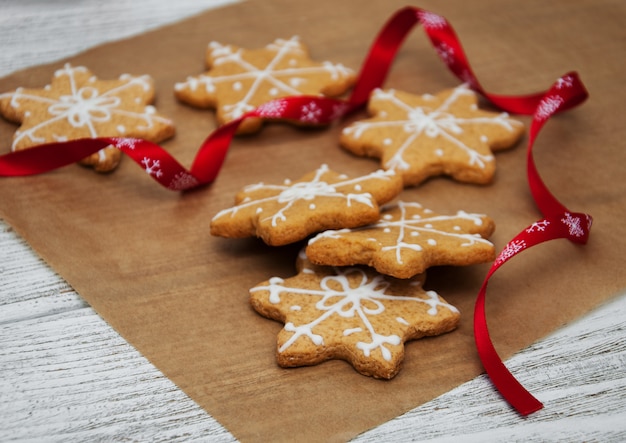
[174,36,355,134]
[210,164,402,246]
[250,250,460,379]
[306,201,495,279]
[340,84,524,186]
[0,63,175,172]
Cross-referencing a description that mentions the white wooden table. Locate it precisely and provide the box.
[1,1,625,441]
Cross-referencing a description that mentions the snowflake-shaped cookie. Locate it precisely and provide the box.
[306,201,495,278]
[174,36,355,134]
[0,64,175,172]
[340,84,524,186]
[210,164,402,246]
[250,251,460,379]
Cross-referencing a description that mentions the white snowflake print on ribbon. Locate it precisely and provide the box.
[168,172,200,191]
[434,41,457,68]
[141,157,163,178]
[210,164,402,246]
[174,36,355,133]
[495,239,527,266]
[535,95,565,121]
[340,84,525,186]
[417,10,448,30]
[307,201,495,278]
[561,212,586,238]
[255,98,289,118]
[555,74,575,90]
[526,219,550,233]
[250,253,460,379]
[300,101,323,123]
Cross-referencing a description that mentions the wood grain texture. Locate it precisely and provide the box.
[1,1,625,441]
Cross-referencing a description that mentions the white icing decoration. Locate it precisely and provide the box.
[213,165,395,227]
[342,85,522,175]
[396,317,409,326]
[6,63,171,150]
[344,327,363,336]
[179,36,353,122]
[251,266,458,361]
[309,201,492,265]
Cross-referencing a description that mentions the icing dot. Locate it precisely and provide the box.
[289,59,297,66]
[290,305,301,311]
[470,104,478,110]
[284,179,292,185]
[309,203,316,210]
[428,239,437,246]
[424,209,433,214]
[453,226,461,231]
[424,223,433,228]
[354,184,362,191]
[379,111,388,118]
[233,81,243,91]
[383,138,393,145]
[290,78,303,87]
[44,85,51,91]
[412,214,421,219]
[435,148,444,156]
[383,228,391,233]
[383,214,393,220]
[117,125,126,134]
[411,231,419,237]
[480,135,489,143]
[339,174,348,179]
[256,207,263,214]
[135,97,141,104]
[269,87,279,96]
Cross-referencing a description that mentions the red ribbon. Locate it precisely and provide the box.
[474,73,591,415]
[0,6,591,414]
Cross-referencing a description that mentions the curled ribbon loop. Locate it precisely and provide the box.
[474,72,591,415]
[0,6,591,415]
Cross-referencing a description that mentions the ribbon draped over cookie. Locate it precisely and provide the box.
[0,6,592,415]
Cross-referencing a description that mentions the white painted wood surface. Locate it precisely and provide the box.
[1,1,625,441]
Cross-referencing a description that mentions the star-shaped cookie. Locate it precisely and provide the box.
[340,84,524,186]
[210,164,403,246]
[250,251,460,379]
[0,64,175,172]
[306,201,495,278]
[174,36,355,134]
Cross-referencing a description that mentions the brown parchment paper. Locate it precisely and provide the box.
[1,0,625,441]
